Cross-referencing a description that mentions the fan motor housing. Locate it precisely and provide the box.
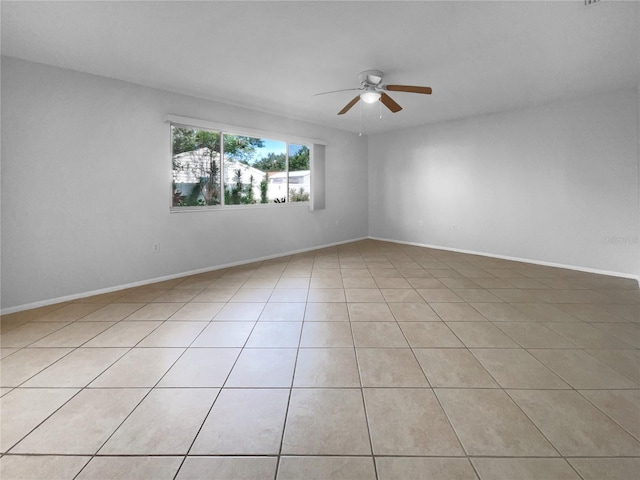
[359,70,384,87]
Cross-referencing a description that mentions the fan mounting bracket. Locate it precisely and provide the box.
[358,69,384,88]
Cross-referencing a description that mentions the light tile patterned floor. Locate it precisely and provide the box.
[1,239,639,479]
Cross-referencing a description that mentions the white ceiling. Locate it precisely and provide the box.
[2,1,638,135]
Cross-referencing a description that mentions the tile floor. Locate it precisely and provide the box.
[1,239,639,479]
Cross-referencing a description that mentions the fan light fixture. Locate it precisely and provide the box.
[360,90,381,104]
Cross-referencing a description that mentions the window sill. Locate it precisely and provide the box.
[170,202,311,214]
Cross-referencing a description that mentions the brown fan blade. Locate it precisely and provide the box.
[380,92,402,113]
[385,84,432,95]
[337,95,360,115]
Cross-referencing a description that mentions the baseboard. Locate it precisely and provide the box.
[1,236,368,315]
[368,236,640,284]
[5,235,636,315]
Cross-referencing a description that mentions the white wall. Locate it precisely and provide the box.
[369,88,640,277]
[2,57,638,311]
[1,57,368,310]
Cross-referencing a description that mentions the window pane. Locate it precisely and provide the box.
[172,126,221,206]
[288,144,310,203]
[252,138,287,203]
[223,135,277,205]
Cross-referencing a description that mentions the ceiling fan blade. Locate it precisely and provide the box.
[380,92,402,113]
[315,87,362,96]
[385,84,432,95]
[337,95,361,115]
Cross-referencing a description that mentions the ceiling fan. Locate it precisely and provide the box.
[316,70,432,115]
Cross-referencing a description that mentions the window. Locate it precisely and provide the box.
[171,123,311,209]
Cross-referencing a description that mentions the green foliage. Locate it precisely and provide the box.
[186,182,205,206]
[249,146,310,173]
[203,157,220,205]
[223,135,264,163]
[289,188,310,202]
[229,168,243,204]
[173,178,222,207]
[172,127,220,155]
[173,145,221,206]
[171,127,264,159]
[252,152,286,172]
[245,175,255,204]
[260,177,268,204]
[225,169,257,205]
[289,146,310,171]
[172,127,198,154]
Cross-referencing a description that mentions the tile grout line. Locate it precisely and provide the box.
[274,255,308,480]
[3,334,142,455]
[1,239,638,479]
[348,260,380,480]
[175,265,270,479]
[1,302,168,456]
[70,290,238,478]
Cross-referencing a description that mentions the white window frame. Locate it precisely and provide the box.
[166,114,326,213]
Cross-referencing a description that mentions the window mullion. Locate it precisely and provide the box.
[220,132,225,206]
[285,143,290,203]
